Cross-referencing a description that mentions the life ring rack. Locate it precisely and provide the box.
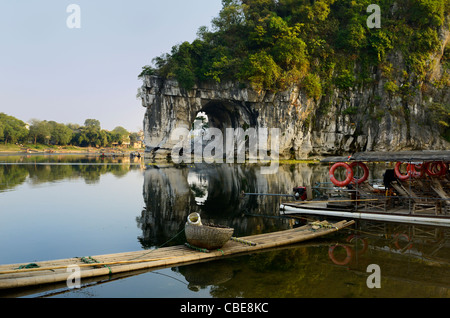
[395,161,448,179]
[426,161,447,177]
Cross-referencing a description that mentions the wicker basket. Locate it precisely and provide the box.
[185,223,234,250]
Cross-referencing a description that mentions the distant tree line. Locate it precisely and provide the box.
[0,113,141,147]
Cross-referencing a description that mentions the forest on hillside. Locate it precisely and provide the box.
[139,0,450,140]
[140,0,449,89]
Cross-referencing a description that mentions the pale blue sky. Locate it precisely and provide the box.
[0,0,222,132]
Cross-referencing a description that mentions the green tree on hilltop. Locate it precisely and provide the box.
[140,0,450,94]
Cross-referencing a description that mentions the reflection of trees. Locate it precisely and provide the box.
[0,165,28,191]
[0,155,136,192]
[28,164,77,184]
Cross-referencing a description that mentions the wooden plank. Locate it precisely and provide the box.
[431,180,450,205]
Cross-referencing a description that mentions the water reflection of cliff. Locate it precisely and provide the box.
[137,163,333,248]
[0,155,142,192]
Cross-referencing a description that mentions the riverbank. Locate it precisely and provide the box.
[0,143,144,155]
[0,144,322,164]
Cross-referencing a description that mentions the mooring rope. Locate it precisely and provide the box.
[128,227,187,261]
[230,237,257,246]
[184,243,225,255]
[184,242,210,253]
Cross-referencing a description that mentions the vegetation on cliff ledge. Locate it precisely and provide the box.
[140,0,448,88]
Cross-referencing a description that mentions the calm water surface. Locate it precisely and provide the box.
[0,154,449,298]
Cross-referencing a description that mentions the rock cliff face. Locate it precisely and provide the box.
[139,35,449,159]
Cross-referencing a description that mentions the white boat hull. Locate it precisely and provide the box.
[280,204,450,227]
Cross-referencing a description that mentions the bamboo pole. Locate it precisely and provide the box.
[0,256,179,275]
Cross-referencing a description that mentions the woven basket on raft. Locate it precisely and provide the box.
[185,223,234,250]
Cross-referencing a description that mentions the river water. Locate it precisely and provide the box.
[0,154,449,298]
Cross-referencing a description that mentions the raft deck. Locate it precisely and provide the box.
[0,220,354,291]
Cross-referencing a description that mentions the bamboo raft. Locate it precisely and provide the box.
[0,219,354,291]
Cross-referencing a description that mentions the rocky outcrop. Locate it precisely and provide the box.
[138,32,449,159]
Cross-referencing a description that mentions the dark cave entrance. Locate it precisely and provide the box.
[189,100,259,161]
[198,100,257,132]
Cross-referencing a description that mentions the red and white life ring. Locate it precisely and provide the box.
[407,163,425,178]
[349,162,369,184]
[394,162,411,180]
[426,161,447,177]
[395,162,427,180]
[329,162,354,187]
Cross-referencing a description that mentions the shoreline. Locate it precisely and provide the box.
[0,151,321,165]
[0,146,144,156]
[0,146,321,164]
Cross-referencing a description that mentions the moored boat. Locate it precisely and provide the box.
[0,219,354,292]
[281,151,450,227]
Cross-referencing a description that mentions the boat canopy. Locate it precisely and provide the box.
[321,150,450,163]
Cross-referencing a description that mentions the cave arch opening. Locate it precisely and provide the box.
[189,100,259,160]
[197,100,256,132]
